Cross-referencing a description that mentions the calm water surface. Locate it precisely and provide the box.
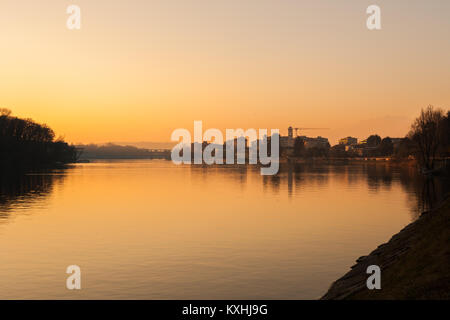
[0,160,446,299]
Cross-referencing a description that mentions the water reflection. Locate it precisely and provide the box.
[0,160,448,299]
[0,170,66,222]
[0,162,448,223]
[266,163,449,219]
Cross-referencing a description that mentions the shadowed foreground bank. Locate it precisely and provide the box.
[322,195,450,300]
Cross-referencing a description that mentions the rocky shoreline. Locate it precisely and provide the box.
[322,195,450,300]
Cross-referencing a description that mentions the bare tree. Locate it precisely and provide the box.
[0,108,12,116]
[408,105,444,170]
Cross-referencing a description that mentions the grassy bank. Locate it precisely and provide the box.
[322,195,450,300]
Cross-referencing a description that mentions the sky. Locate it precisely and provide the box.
[1,0,449,145]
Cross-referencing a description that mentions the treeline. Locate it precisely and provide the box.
[0,109,78,169]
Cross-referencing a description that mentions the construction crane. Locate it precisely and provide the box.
[294,127,329,137]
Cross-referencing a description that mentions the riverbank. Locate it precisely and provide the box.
[284,157,418,164]
[322,195,450,300]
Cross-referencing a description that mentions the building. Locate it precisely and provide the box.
[280,136,295,156]
[279,126,330,154]
[280,136,295,149]
[300,136,330,149]
[288,126,293,139]
[390,138,403,148]
[339,136,358,146]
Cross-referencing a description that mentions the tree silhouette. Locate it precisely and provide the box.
[378,137,394,156]
[0,110,77,169]
[409,105,444,170]
[366,134,381,147]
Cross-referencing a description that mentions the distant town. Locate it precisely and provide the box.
[75,126,416,162]
[278,126,406,159]
[73,107,449,172]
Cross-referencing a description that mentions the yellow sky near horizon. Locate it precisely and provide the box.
[1,0,449,145]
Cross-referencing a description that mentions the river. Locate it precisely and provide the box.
[0,160,447,299]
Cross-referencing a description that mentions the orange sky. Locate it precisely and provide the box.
[1,0,449,145]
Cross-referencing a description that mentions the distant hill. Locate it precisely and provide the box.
[111,141,176,149]
[76,143,170,160]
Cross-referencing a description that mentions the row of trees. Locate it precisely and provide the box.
[0,109,78,169]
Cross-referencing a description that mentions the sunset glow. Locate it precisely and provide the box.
[1,0,449,144]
